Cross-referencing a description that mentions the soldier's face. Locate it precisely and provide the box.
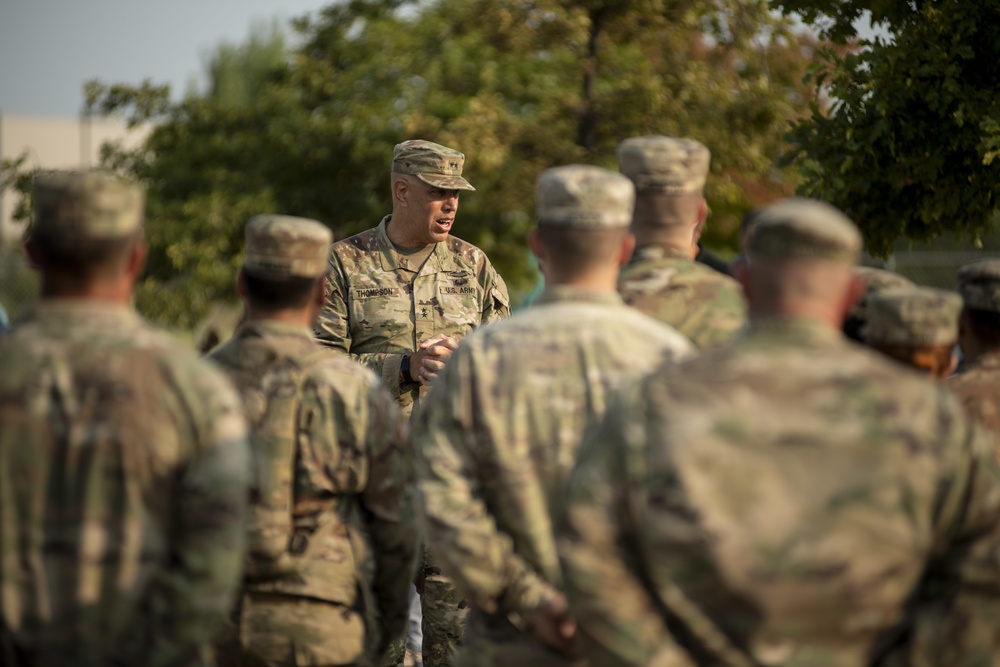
[411,180,460,244]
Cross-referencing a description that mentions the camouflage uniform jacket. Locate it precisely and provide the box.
[315,216,511,419]
[948,352,1000,434]
[210,320,418,655]
[618,244,747,349]
[412,286,693,666]
[0,300,250,667]
[559,318,1000,667]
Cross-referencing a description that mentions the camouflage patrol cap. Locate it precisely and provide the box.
[849,266,915,324]
[31,170,144,240]
[536,165,635,229]
[747,198,861,264]
[391,139,475,191]
[866,287,962,347]
[243,215,332,278]
[957,259,1000,312]
[616,136,711,194]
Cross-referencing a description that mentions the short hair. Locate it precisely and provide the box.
[962,307,1000,349]
[28,227,140,282]
[536,226,628,277]
[242,271,321,310]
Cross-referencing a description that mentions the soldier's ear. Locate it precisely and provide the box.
[697,198,708,224]
[618,232,636,268]
[734,262,750,299]
[312,276,326,308]
[843,275,866,319]
[528,229,546,264]
[124,238,148,283]
[392,176,409,206]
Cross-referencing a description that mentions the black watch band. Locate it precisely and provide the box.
[401,355,414,384]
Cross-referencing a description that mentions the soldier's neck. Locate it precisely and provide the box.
[244,306,315,329]
[632,227,693,253]
[544,267,620,293]
[41,276,133,306]
[386,212,436,249]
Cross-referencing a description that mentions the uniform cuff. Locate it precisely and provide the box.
[381,353,405,397]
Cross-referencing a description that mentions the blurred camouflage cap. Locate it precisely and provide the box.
[536,165,635,229]
[244,215,332,278]
[849,266,915,323]
[616,136,710,194]
[866,287,962,347]
[957,259,1000,312]
[32,170,144,240]
[391,139,475,191]
[747,198,861,264]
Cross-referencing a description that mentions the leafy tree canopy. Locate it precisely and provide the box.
[6,0,819,328]
[779,1,1000,256]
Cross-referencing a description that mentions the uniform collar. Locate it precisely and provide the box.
[236,318,314,341]
[631,244,691,263]
[744,316,846,347]
[535,285,624,307]
[31,298,139,324]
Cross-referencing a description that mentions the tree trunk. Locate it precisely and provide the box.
[577,8,606,152]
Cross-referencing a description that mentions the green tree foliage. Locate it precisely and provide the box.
[779,1,1000,256]
[13,0,820,328]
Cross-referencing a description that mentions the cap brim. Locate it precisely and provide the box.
[416,173,476,191]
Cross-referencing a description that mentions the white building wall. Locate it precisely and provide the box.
[0,113,148,244]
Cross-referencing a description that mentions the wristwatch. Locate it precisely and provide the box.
[401,355,414,384]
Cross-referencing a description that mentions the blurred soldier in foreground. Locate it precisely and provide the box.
[0,171,250,667]
[413,166,693,667]
[559,198,1000,667]
[842,266,915,342]
[617,136,746,349]
[864,287,961,378]
[950,259,1000,432]
[315,139,510,667]
[211,216,418,667]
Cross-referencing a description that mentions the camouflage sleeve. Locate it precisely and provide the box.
[147,366,251,667]
[895,389,1000,664]
[360,382,420,655]
[314,257,353,354]
[412,349,561,623]
[479,258,511,325]
[313,259,409,399]
[557,387,695,667]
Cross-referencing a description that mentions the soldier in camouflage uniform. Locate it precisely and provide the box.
[559,198,1000,667]
[950,259,1000,432]
[0,171,251,667]
[842,266,915,342]
[211,215,418,667]
[864,287,961,378]
[314,140,510,667]
[412,166,693,667]
[616,136,747,349]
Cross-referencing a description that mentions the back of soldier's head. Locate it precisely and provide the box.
[28,170,145,281]
[743,198,862,318]
[865,287,961,377]
[241,214,332,311]
[534,165,635,277]
[957,259,1000,351]
[843,267,915,342]
[617,136,709,233]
